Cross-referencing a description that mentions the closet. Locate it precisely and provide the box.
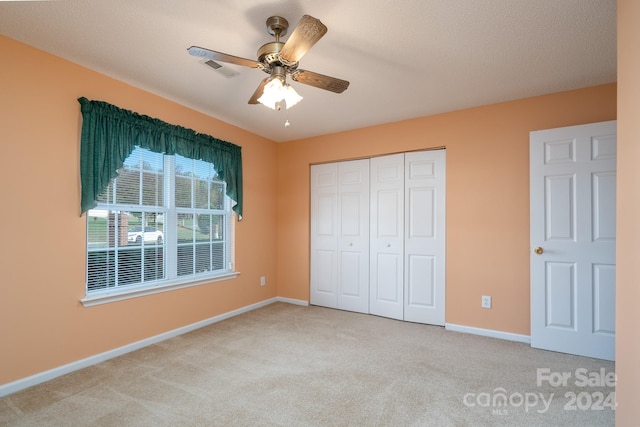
[310,150,446,325]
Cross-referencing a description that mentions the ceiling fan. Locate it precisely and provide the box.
[187,15,350,110]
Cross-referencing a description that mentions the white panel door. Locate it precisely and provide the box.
[370,154,405,320]
[530,120,616,361]
[404,150,446,325]
[337,159,370,313]
[310,163,338,308]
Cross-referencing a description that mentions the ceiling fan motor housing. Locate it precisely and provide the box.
[258,42,285,66]
[258,16,299,73]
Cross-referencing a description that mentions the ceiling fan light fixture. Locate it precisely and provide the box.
[257,78,284,109]
[257,77,303,110]
[283,83,303,109]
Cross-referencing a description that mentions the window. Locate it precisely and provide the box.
[85,147,236,304]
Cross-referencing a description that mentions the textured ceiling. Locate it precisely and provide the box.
[0,0,616,142]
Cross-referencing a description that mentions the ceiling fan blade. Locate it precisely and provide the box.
[248,78,269,104]
[187,46,263,69]
[291,69,349,94]
[278,15,327,65]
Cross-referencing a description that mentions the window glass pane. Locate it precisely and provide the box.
[177,213,194,243]
[196,214,212,242]
[143,247,164,281]
[210,182,225,210]
[87,209,110,249]
[177,211,194,276]
[194,179,209,209]
[87,250,115,291]
[126,212,164,246]
[212,214,224,240]
[193,159,213,208]
[175,175,192,208]
[118,249,143,286]
[195,243,211,273]
[115,168,141,205]
[177,245,194,276]
[212,241,225,270]
[141,171,163,206]
[212,216,226,269]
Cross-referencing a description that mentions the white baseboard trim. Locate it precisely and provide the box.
[275,296,309,306]
[445,323,531,344]
[0,297,295,398]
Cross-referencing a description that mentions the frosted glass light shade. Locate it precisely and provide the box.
[257,78,303,110]
[283,84,303,109]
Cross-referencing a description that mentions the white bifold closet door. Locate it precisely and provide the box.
[311,150,445,326]
[403,150,446,325]
[369,151,446,324]
[310,159,370,313]
[369,153,405,320]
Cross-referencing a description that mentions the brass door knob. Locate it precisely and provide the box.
[534,247,543,255]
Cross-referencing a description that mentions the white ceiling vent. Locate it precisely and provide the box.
[200,59,239,78]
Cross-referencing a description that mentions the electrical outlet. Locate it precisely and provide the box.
[260,276,266,287]
[482,295,492,309]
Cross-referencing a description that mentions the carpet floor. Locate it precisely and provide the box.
[0,302,615,426]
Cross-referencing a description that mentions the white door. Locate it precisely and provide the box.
[310,163,339,308]
[404,150,446,325]
[530,120,616,361]
[310,160,370,312]
[336,159,370,313]
[370,154,405,320]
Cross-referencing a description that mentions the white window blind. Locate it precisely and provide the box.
[86,147,234,297]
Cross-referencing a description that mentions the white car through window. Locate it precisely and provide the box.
[127,226,163,245]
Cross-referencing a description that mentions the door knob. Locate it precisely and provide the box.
[534,247,543,255]
[386,243,391,248]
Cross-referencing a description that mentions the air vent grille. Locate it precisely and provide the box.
[199,59,239,78]
[204,60,222,69]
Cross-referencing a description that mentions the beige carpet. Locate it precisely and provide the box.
[0,302,615,426]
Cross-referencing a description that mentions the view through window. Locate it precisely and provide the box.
[86,147,233,295]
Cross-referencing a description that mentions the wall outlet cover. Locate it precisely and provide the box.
[482,295,492,309]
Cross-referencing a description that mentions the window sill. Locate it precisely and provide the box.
[80,271,240,307]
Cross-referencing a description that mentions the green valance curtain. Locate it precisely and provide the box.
[78,97,243,219]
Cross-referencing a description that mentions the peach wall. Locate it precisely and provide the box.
[0,27,628,407]
[277,83,616,335]
[616,0,640,424]
[0,36,278,386]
